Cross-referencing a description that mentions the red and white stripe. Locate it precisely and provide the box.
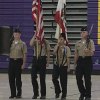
[32,0,44,42]
[54,0,68,40]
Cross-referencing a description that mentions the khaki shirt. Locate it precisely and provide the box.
[54,45,71,66]
[75,39,95,57]
[32,40,50,56]
[10,40,27,58]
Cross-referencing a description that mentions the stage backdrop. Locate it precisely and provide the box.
[0,0,34,69]
[88,0,100,70]
[0,0,100,70]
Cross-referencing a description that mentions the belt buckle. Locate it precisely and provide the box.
[82,56,85,59]
[14,58,17,60]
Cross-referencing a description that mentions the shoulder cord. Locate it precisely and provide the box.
[60,47,67,67]
[56,46,59,66]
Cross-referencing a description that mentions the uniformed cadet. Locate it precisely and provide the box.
[74,27,95,100]
[8,29,27,99]
[52,33,71,100]
[30,35,50,99]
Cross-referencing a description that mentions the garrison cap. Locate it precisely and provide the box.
[14,28,21,34]
[81,26,87,32]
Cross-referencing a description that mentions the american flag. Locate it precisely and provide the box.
[32,0,44,42]
[54,0,68,44]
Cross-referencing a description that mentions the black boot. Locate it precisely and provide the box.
[40,96,46,99]
[55,94,60,98]
[9,96,16,99]
[79,95,85,100]
[85,97,91,100]
[32,94,39,99]
[61,94,66,100]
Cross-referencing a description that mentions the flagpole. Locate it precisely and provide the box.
[63,0,67,33]
[58,24,61,41]
[36,2,39,59]
[64,0,69,46]
[64,1,66,21]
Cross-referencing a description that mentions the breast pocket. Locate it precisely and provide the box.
[16,45,22,50]
[77,45,81,51]
[77,43,85,51]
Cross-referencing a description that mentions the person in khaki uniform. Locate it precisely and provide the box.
[74,27,95,100]
[8,29,27,99]
[30,35,50,99]
[52,33,71,100]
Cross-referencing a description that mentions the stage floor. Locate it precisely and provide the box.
[0,74,100,100]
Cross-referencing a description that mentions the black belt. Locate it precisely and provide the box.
[33,56,46,57]
[79,56,92,59]
[33,56,46,60]
[10,58,23,60]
